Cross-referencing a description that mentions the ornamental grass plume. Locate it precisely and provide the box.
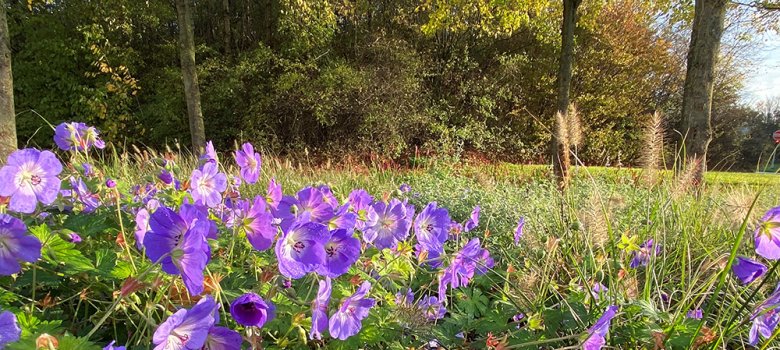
[640,111,664,185]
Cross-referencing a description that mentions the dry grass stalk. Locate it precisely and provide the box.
[641,111,664,185]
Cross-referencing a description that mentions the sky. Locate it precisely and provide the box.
[741,32,780,104]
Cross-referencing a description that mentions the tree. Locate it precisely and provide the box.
[681,0,728,184]
[175,0,206,151]
[0,0,15,162]
[552,0,582,190]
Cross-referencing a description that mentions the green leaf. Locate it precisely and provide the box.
[30,224,94,273]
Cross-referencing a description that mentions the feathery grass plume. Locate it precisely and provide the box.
[579,193,609,248]
[553,111,571,189]
[673,156,702,199]
[567,104,583,149]
[640,112,664,185]
[720,186,760,227]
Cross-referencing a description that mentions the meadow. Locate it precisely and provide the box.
[2,124,780,349]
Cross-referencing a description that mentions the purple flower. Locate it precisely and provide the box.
[418,296,446,320]
[348,189,374,214]
[686,309,703,320]
[317,229,361,278]
[0,309,21,348]
[53,122,105,151]
[583,305,618,350]
[0,149,62,214]
[266,178,282,209]
[134,201,159,250]
[234,142,262,184]
[329,281,376,340]
[318,185,340,209]
[396,288,414,306]
[82,163,94,177]
[329,204,358,232]
[732,256,767,285]
[143,207,210,296]
[203,326,242,350]
[464,206,480,232]
[153,296,217,350]
[283,280,292,289]
[275,221,329,279]
[414,202,450,262]
[630,239,659,268]
[241,196,276,251]
[0,214,42,275]
[200,141,219,164]
[399,184,411,193]
[755,206,780,260]
[750,283,780,345]
[190,162,228,208]
[592,282,607,300]
[363,199,412,249]
[179,203,218,240]
[158,169,174,185]
[69,232,82,243]
[512,313,525,329]
[70,177,100,212]
[105,178,117,189]
[438,238,492,300]
[514,217,525,245]
[310,278,331,340]
[103,341,126,350]
[296,187,336,224]
[230,292,275,327]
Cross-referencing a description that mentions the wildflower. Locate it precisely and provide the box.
[732,256,767,285]
[592,282,608,300]
[134,200,160,249]
[295,187,336,224]
[143,207,210,296]
[0,148,63,214]
[69,232,82,243]
[241,196,276,251]
[234,142,262,184]
[512,313,525,329]
[265,178,282,209]
[329,281,376,340]
[106,178,117,189]
[396,288,414,306]
[363,199,412,250]
[318,185,340,209]
[0,214,42,275]
[53,122,105,151]
[418,296,446,320]
[317,229,361,278]
[464,206,480,232]
[230,292,275,327]
[103,341,126,350]
[414,202,450,253]
[755,206,780,259]
[399,184,411,193]
[582,305,618,350]
[203,326,242,350]
[275,221,329,279]
[190,162,228,208]
[438,238,492,300]
[200,141,218,164]
[686,309,703,320]
[750,282,780,346]
[0,309,21,348]
[329,204,357,232]
[347,189,374,214]
[310,278,331,340]
[630,239,659,268]
[514,217,525,245]
[158,169,174,185]
[153,296,217,350]
[448,222,463,240]
[70,177,100,212]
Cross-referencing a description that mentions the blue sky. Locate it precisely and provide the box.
[741,32,780,104]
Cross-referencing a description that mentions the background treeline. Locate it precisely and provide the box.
[7,0,779,170]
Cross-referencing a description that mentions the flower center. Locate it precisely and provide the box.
[293,241,305,253]
[426,223,434,233]
[30,175,42,185]
[326,244,337,257]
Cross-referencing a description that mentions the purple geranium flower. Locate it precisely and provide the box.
[103,341,126,350]
[190,162,228,208]
[0,149,62,214]
[630,239,659,268]
[70,177,100,213]
[311,278,331,340]
[732,256,767,285]
[241,196,277,251]
[513,313,525,329]
[414,202,451,252]
[363,199,412,249]
[234,142,262,184]
[200,141,218,164]
[296,187,336,224]
[755,206,780,260]
[203,326,242,350]
[179,202,218,240]
[0,309,21,348]
[686,309,703,320]
[105,178,116,189]
[582,305,618,350]
[159,169,174,185]
[329,204,358,232]
[317,229,361,278]
[464,206,480,232]
[230,292,275,327]
[0,214,42,275]
[514,217,525,245]
[348,189,373,214]
[592,282,608,300]
[418,296,446,320]
[82,163,94,177]
[143,207,210,296]
[438,238,490,300]
[396,288,414,306]
[750,282,780,346]
[275,221,329,279]
[266,178,282,210]
[69,232,82,243]
[329,281,376,340]
[134,200,160,250]
[399,183,411,193]
[54,122,105,151]
[153,296,217,350]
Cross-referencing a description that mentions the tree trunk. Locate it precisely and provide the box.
[222,0,231,56]
[552,0,581,190]
[0,0,15,163]
[681,0,728,185]
[175,0,206,152]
